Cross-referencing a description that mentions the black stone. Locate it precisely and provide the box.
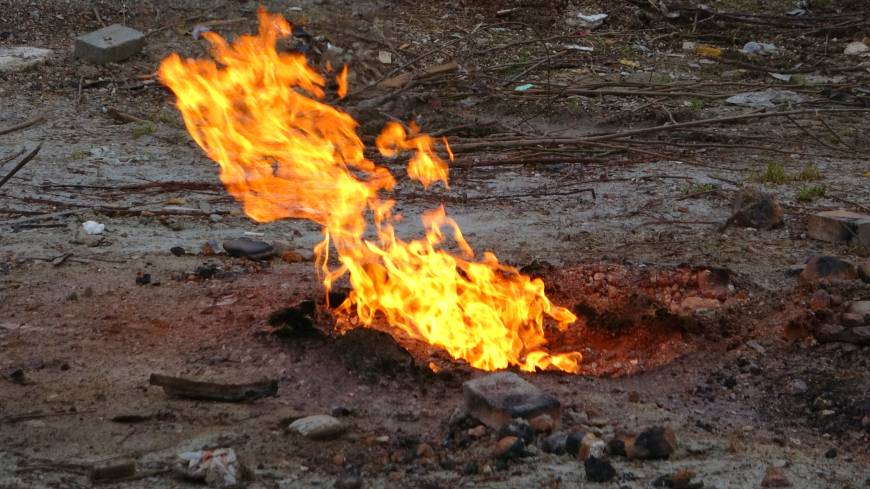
[222,237,275,260]
[194,263,221,279]
[334,467,362,489]
[135,272,151,285]
[606,437,627,457]
[170,246,185,256]
[541,432,568,455]
[462,462,479,475]
[269,301,321,339]
[565,431,586,457]
[499,418,535,445]
[825,448,837,458]
[633,426,676,460]
[584,456,616,483]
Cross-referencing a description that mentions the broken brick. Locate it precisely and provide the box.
[806,209,870,245]
[75,24,145,64]
[462,372,560,430]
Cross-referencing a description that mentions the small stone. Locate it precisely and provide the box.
[89,458,136,483]
[222,238,276,260]
[462,372,560,430]
[541,432,568,455]
[761,466,792,487]
[847,301,870,317]
[209,213,223,223]
[170,246,185,257]
[852,326,870,345]
[584,456,616,483]
[499,418,535,444]
[626,426,677,460]
[841,313,865,327]
[331,406,354,417]
[809,289,831,311]
[467,425,487,438]
[281,250,309,263]
[787,379,808,395]
[493,436,524,460]
[579,434,606,461]
[858,261,870,283]
[288,415,346,440]
[75,24,145,64]
[723,189,783,230]
[463,462,479,475]
[529,414,555,434]
[415,443,436,461]
[824,448,837,458]
[606,434,628,457]
[135,272,151,286]
[800,256,858,283]
[0,46,53,72]
[565,431,586,457]
[697,268,731,300]
[844,41,869,56]
[334,467,363,489]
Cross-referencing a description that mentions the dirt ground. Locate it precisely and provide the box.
[1,0,869,488]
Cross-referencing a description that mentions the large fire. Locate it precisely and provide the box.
[158,10,582,373]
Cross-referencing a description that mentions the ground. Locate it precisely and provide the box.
[1,0,869,488]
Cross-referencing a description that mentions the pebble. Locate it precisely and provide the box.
[565,431,586,457]
[761,466,792,487]
[584,456,616,482]
[334,468,363,489]
[499,418,535,444]
[824,448,837,458]
[415,443,436,461]
[170,246,185,256]
[841,313,865,327]
[222,237,275,260]
[493,436,524,460]
[847,301,870,317]
[626,426,677,460]
[541,432,568,455]
[800,256,858,283]
[288,415,346,440]
[468,425,488,438]
[787,379,808,395]
[809,289,831,311]
[529,414,555,434]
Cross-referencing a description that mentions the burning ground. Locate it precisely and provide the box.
[1,0,870,488]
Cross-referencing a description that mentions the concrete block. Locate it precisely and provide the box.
[806,209,870,243]
[0,47,53,73]
[75,24,144,64]
[462,372,560,430]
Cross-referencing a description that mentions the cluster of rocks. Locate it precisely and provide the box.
[794,255,870,347]
[457,372,678,483]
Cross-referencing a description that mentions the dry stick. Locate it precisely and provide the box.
[0,148,25,166]
[784,115,850,154]
[0,144,41,190]
[449,109,870,152]
[511,88,726,99]
[816,117,851,149]
[0,114,45,136]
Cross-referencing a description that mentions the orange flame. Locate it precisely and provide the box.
[158,10,582,373]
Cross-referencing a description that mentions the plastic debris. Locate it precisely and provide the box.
[725,89,804,108]
[844,41,869,56]
[769,73,792,82]
[82,221,105,235]
[741,42,778,55]
[682,41,696,52]
[192,25,211,40]
[569,12,607,29]
[514,83,534,91]
[564,44,594,52]
[177,448,244,488]
[695,44,722,58]
[377,51,392,64]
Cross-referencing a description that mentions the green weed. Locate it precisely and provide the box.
[796,185,827,202]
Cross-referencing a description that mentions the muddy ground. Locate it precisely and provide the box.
[1,0,869,488]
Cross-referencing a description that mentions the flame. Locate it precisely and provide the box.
[158,10,582,373]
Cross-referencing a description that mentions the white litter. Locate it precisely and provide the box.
[191,25,211,40]
[564,44,594,52]
[769,73,792,82]
[844,41,869,56]
[741,42,778,55]
[82,221,105,235]
[725,89,804,109]
[177,448,243,488]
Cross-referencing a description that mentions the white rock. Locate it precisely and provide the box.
[0,47,53,73]
[844,42,869,56]
[847,301,870,317]
[288,415,345,440]
[82,221,105,235]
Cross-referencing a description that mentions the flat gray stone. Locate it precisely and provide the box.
[75,24,145,64]
[462,372,560,430]
[847,301,870,317]
[0,47,53,72]
[807,209,870,244]
[288,415,345,440]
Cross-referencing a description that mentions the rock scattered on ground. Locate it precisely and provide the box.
[288,415,346,440]
[761,466,792,487]
[222,238,276,260]
[584,456,616,483]
[800,256,857,283]
[627,426,677,460]
[721,189,783,230]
